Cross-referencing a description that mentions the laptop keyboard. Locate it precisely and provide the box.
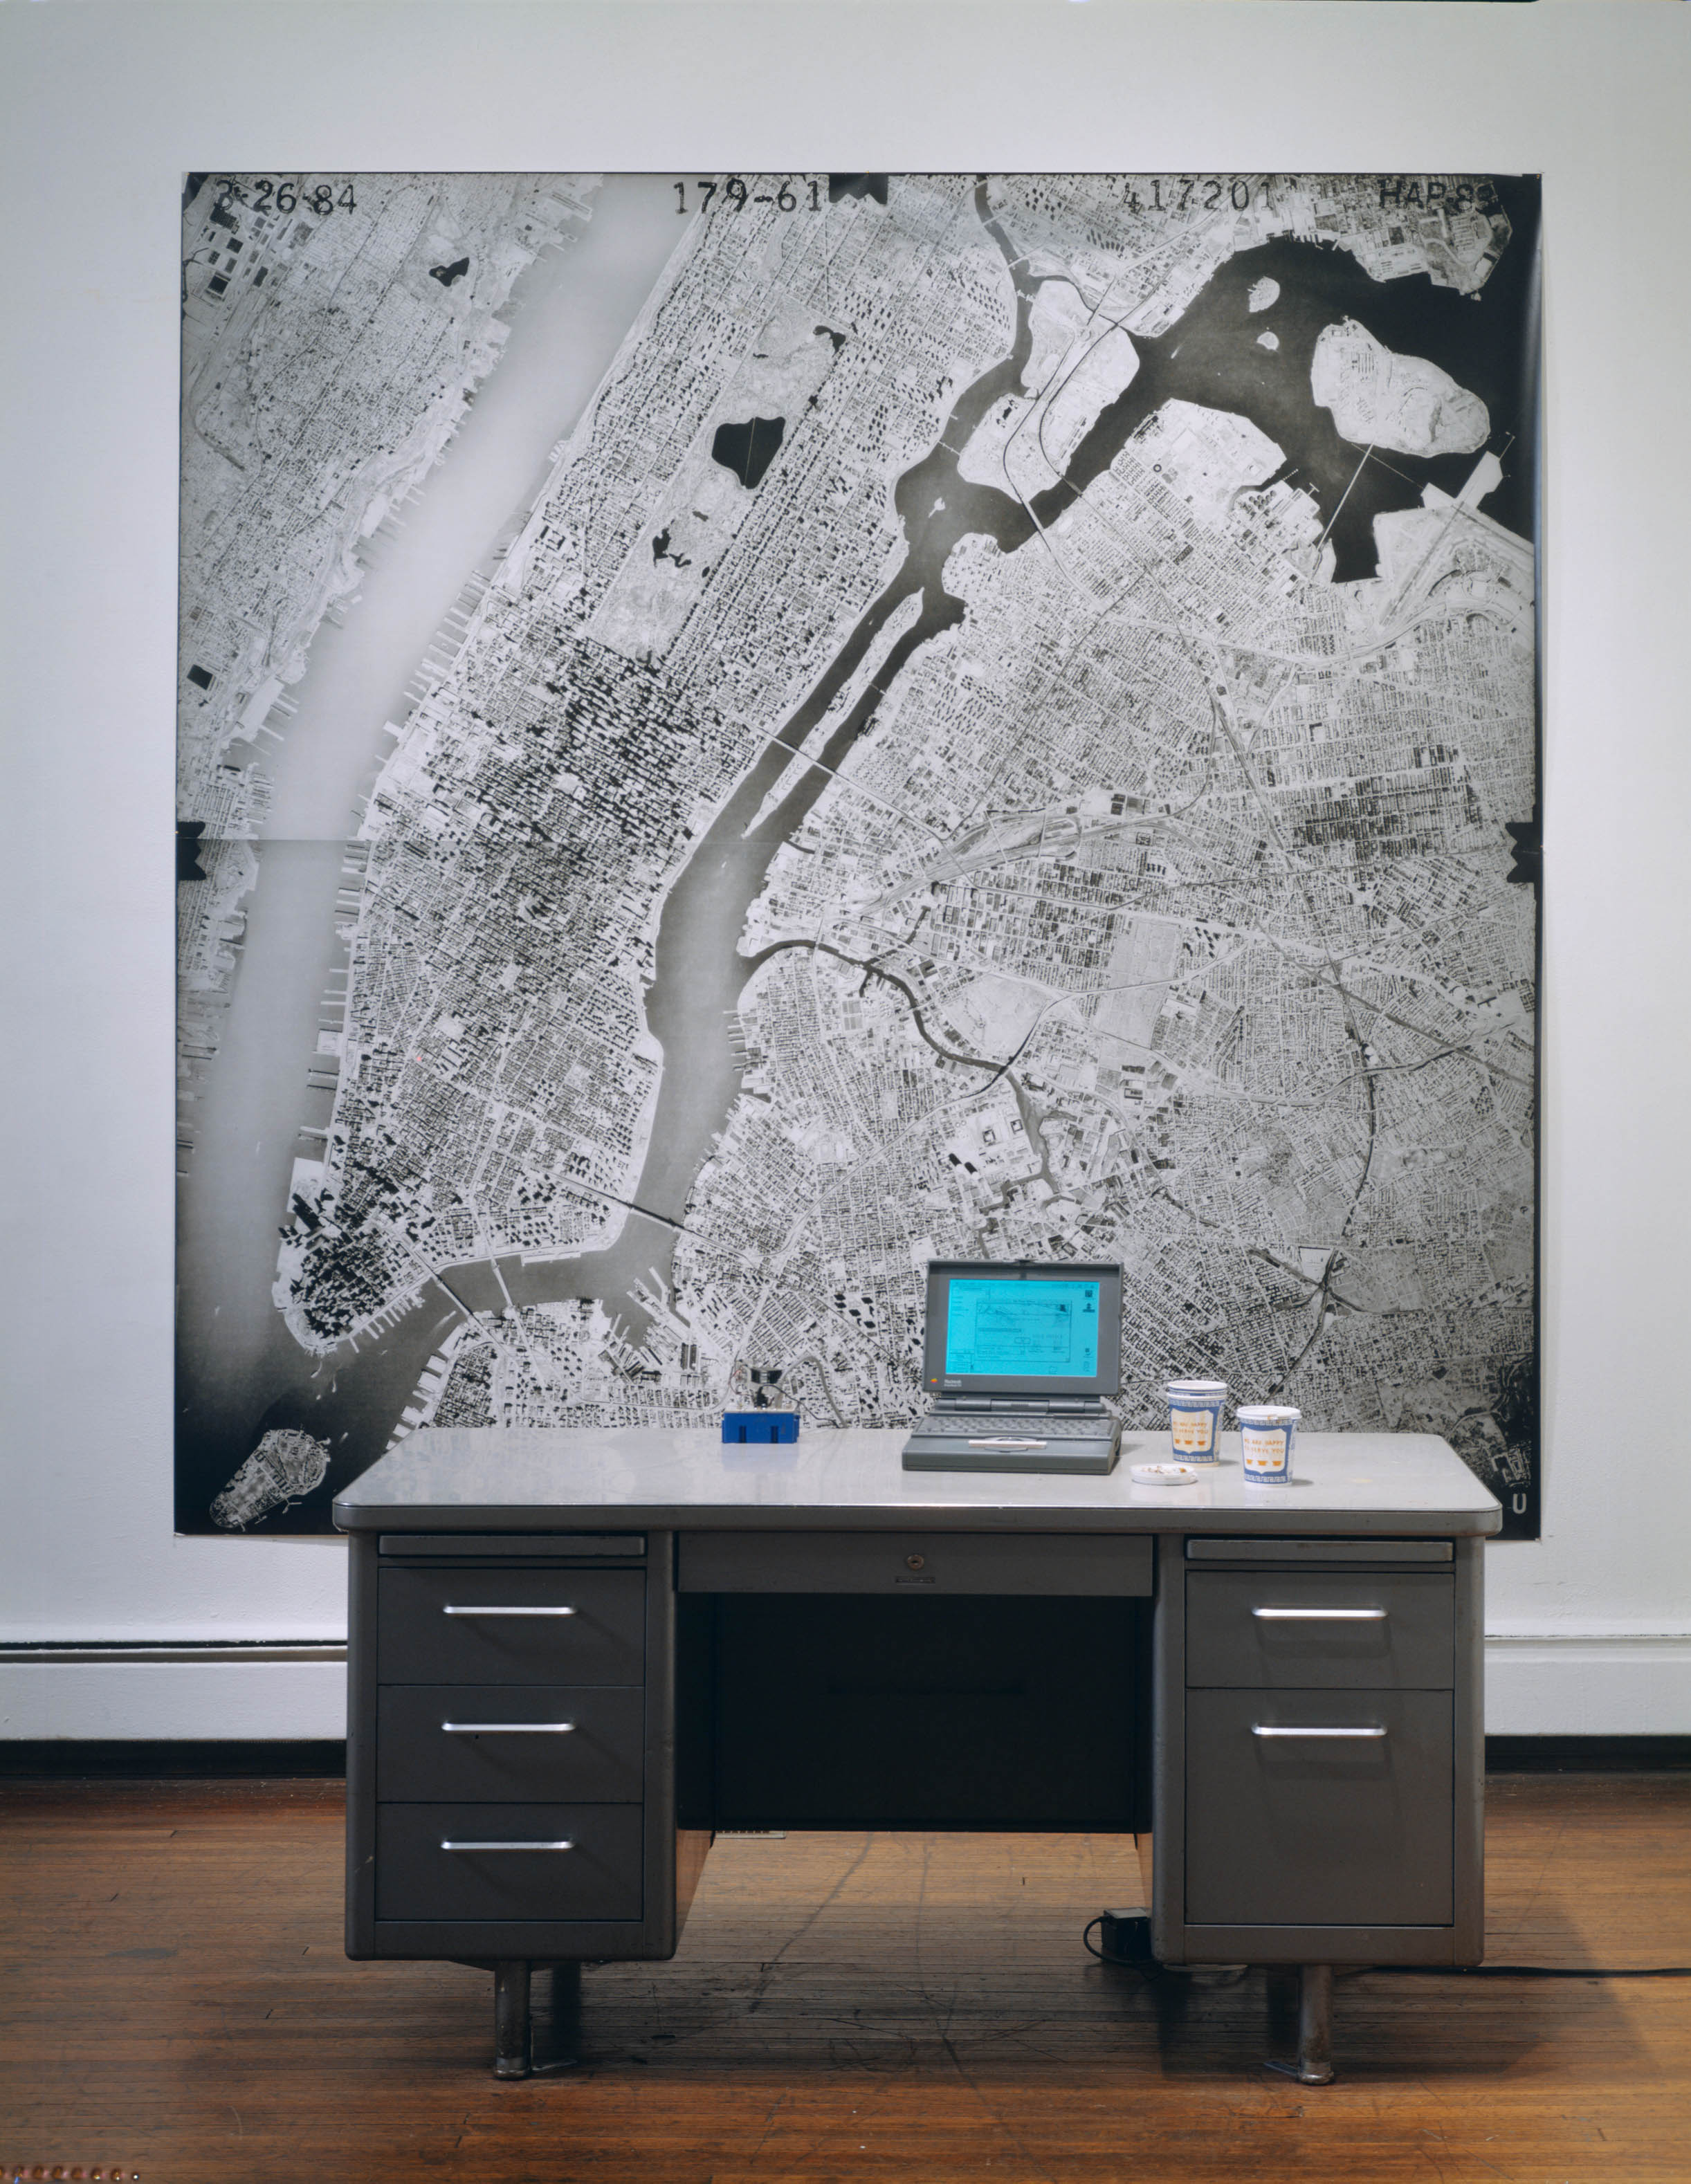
[913,1413,1114,1441]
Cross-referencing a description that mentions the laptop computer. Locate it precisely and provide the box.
[901,1258,1124,1475]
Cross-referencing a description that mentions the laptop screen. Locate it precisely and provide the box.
[922,1260,1122,1397]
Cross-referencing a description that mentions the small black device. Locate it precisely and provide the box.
[902,1258,1124,1474]
[1096,1907,1155,1967]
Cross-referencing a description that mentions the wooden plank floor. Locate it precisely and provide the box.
[2,1774,1688,2183]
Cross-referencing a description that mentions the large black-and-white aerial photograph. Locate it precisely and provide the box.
[175,171,1541,1536]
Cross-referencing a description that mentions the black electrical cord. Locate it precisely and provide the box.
[1363,1963,1691,1979]
[1081,1924,1691,1979]
[1081,1919,1245,1979]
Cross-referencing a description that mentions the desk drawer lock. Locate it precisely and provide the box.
[906,1554,925,1571]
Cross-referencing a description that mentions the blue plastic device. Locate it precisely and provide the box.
[721,1411,799,1444]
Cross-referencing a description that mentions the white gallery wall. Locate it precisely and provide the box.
[1,0,1686,1738]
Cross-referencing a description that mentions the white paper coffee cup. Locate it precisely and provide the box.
[1164,1379,1227,1463]
[1237,1404,1299,1483]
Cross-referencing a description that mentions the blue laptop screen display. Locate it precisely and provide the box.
[942,1278,1102,1380]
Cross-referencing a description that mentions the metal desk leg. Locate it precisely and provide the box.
[493,1958,531,2080]
[1267,1962,1335,2084]
[1297,1962,1336,2084]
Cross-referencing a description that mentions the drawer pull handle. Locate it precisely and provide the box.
[1251,1606,1387,1621]
[441,1604,577,1617]
[1252,1724,1387,1739]
[440,1838,576,1853]
[439,1720,577,1735]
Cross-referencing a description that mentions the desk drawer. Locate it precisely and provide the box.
[679,1530,1151,1596]
[377,1568,644,1685]
[1186,1570,1454,1689]
[374,1803,644,1923]
[1185,1689,1453,1927]
[376,1685,644,1803]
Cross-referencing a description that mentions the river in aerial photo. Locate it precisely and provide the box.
[174,175,698,1527]
[176,175,1539,1530]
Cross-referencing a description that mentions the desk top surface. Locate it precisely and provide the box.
[333,1427,1501,1536]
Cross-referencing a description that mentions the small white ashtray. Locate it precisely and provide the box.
[1130,1460,1205,1486]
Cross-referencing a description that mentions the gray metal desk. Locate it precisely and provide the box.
[334,1427,1500,2082]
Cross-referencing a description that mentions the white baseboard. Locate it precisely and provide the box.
[2,1635,1687,1743]
[0,1651,347,1741]
[1482,1635,1691,1735]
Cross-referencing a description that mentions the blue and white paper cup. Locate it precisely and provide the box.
[1237,1404,1299,1483]
[1164,1379,1227,1463]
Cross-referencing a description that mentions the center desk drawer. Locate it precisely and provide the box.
[679,1530,1152,1595]
[1186,1570,1454,1689]
[375,1804,644,1923]
[376,1685,644,1803]
[378,1568,644,1685]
